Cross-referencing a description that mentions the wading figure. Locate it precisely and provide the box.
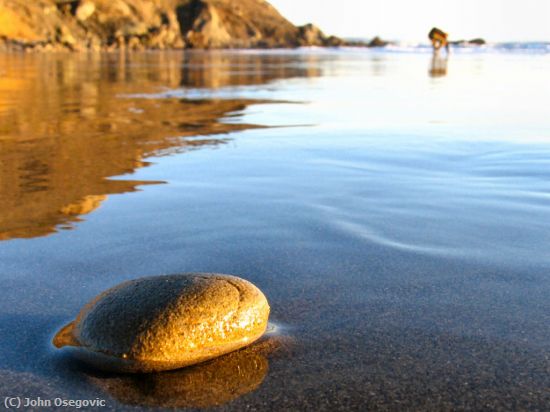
[429,27,449,52]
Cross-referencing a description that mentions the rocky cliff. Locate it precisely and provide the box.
[0,0,343,51]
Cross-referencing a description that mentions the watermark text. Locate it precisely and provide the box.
[3,396,107,409]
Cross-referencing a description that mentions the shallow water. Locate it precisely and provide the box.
[0,50,549,410]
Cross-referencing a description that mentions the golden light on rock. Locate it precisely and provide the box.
[90,336,289,408]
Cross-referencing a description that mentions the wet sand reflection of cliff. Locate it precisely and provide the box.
[179,51,322,88]
[0,52,321,241]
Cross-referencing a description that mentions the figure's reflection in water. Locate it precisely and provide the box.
[89,336,287,408]
[0,52,322,241]
[429,51,449,78]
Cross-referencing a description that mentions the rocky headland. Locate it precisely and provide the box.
[0,0,350,51]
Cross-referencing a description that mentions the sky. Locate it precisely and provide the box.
[269,0,550,43]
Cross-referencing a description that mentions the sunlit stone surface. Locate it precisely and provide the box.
[53,273,270,373]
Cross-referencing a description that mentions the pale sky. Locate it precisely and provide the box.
[269,0,550,43]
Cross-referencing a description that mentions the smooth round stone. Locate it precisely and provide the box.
[53,273,270,373]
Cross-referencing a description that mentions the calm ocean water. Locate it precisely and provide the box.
[0,48,549,409]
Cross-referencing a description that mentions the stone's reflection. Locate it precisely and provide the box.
[0,52,321,241]
[91,337,285,408]
[429,52,449,78]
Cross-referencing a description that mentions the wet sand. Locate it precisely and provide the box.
[0,50,549,410]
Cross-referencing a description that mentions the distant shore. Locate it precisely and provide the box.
[0,0,491,53]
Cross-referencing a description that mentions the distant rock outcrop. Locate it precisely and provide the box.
[448,38,487,47]
[368,36,389,47]
[297,23,343,47]
[343,36,392,48]
[467,38,486,45]
[0,0,349,51]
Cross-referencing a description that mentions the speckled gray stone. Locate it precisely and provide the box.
[53,273,270,373]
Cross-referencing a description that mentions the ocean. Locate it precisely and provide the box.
[0,46,549,409]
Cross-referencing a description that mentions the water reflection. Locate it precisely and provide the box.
[429,52,448,77]
[90,337,284,408]
[180,51,322,88]
[0,52,320,241]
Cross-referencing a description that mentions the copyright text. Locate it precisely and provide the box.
[3,397,107,409]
